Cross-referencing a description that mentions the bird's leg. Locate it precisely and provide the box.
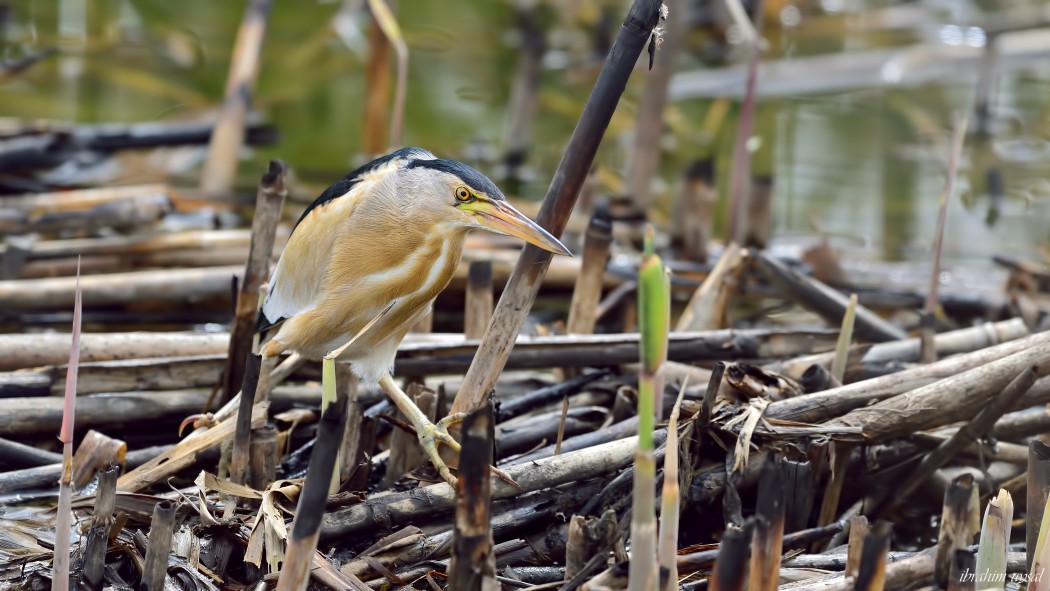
[254,352,280,403]
[377,373,518,488]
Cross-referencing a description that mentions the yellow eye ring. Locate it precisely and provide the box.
[455,186,471,202]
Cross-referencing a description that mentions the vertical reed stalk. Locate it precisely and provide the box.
[52,258,80,591]
[830,294,857,383]
[223,160,287,407]
[658,382,688,590]
[448,403,497,590]
[448,0,664,418]
[366,0,407,148]
[1031,440,1050,572]
[935,474,980,588]
[276,356,349,591]
[725,0,764,244]
[200,0,273,196]
[629,225,668,591]
[922,113,968,363]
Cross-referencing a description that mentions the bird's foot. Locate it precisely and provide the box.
[178,413,215,436]
[414,412,519,489]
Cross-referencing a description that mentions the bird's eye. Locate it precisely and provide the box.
[455,187,472,202]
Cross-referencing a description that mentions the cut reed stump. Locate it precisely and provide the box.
[448,402,497,590]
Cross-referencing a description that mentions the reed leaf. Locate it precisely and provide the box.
[658,380,688,590]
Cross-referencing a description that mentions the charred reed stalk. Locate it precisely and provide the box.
[223,160,287,406]
[559,208,613,379]
[855,521,893,591]
[709,519,754,591]
[229,353,262,486]
[448,402,497,590]
[200,0,273,196]
[935,474,980,588]
[449,0,665,417]
[749,455,786,591]
[142,500,176,591]
[276,358,349,591]
[80,464,119,590]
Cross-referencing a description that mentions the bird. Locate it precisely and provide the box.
[255,147,571,486]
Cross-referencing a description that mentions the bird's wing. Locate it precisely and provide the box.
[258,147,436,333]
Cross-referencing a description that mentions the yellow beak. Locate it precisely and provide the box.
[467,200,572,256]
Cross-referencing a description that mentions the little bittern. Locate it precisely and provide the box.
[256,147,571,486]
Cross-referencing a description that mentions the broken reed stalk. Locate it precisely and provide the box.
[846,515,870,579]
[333,363,360,490]
[625,0,682,213]
[276,357,348,591]
[628,225,667,591]
[708,520,754,591]
[142,500,176,591]
[52,258,81,591]
[855,521,893,591]
[951,549,977,591]
[935,474,980,588]
[749,456,785,591]
[200,0,273,196]
[830,293,857,383]
[870,365,1038,518]
[249,423,278,491]
[80,464,118,590]
[559,208,613,379]
[922,113,969,363]
[725,0,763,245]
[448,0,664,418]
[976,489,1013,590]
[676,242,745,332]
[223,160,287,406]
[1030,440,1050,572]
[367,0,407,148]
[229,353,263,485]
[658,384,688,590]
[447,402,497,590]
[673,159,716,263]
[385,385,434,485]
[465,260,494,339]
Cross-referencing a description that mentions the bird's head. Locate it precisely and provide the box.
[400,155,572,256]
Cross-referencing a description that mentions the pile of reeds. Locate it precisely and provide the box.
[5,0,1050,590]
